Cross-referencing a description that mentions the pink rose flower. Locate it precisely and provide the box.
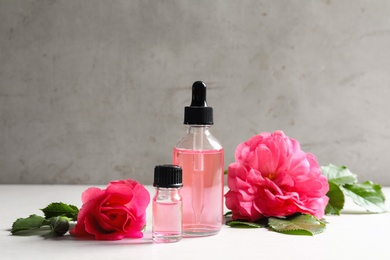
[225,131,329,222]
[70,179,150,240]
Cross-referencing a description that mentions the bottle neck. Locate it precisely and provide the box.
[186,125,211,134]
[155,187,181,198]
[156,187,181,192]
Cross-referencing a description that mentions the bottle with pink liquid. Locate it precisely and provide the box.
[152,164,183,243]
[173,81,224,237]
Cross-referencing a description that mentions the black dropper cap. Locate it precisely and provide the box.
[184,81,213,125]
[153,164,183,188]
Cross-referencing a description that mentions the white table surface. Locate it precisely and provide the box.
[1,185,389,260]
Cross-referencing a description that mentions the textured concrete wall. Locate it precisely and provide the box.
[1,0,390,185]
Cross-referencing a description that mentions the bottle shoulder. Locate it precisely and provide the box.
[153,189,182,203]
[175,131,223,150]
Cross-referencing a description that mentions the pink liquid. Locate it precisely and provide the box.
[152,201,182,243]
[173,148,224,236]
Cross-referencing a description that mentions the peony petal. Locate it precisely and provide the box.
[226,131,329,221]
[289,152,310,178]
[274,171,294,190]
[256,145,277,175]
[227,163,248,190]
[225,190,238,211]
[235,143,250,163]
[246,169,264,188]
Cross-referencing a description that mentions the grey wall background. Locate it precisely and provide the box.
[1,0,390,185]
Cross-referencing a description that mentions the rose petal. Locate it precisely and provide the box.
[81,187,105,204]
[71,178,150,240]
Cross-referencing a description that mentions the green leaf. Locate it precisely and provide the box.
[321,164,358,185]
[341,181,387,213]
[11,214,47,234]
[41,202,79,220]
[226,220,264,228]
[325,182,345,215]
[224,169,228,175]
[268,214,326,236]
[224,211,232,216]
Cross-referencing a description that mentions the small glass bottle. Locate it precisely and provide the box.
[152,164,183,243]
[173,81,224,237]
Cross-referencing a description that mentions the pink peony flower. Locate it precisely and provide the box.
[70,179,150,240]
[225,131,329,222]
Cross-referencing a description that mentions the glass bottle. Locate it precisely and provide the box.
[152,164,183,243]
[173,81,224,237]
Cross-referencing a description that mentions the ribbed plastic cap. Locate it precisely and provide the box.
[184,81,214,125]
[153,164,183,188]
